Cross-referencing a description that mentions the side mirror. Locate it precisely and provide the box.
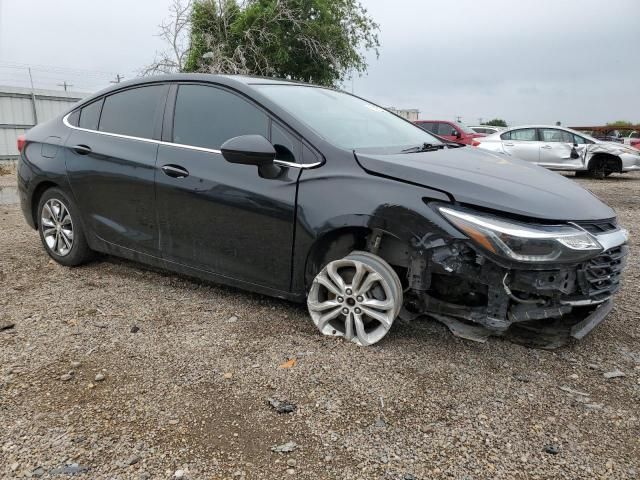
[221,135,276,166]
[452,129,461,138]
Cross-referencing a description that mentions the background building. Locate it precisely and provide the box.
[0,85,84,161]
[387,107,419,122]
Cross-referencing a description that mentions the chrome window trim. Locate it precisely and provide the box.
[62,112,323,169]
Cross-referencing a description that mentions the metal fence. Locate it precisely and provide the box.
[0,85,86,160]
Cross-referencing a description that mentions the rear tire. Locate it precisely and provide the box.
[37,188,93,267]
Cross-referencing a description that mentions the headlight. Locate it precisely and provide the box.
[439,206,603,263]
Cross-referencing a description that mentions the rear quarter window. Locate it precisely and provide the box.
[78,99,103,130]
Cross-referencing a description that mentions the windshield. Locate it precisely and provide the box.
[255,85,441,151]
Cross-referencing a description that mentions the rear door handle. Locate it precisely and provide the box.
[503,142,514,146]
[161,164,189,178]
[541,145,552,149]
[72,144,92,155]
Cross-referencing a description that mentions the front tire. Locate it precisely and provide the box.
[37,188,93,266]
[307,251,402,346]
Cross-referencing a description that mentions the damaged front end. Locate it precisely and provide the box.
[402,205,629,348]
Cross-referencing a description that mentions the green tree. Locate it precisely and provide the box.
[606,120,635,128]
[183,0,380,87]
[481,118,508,127]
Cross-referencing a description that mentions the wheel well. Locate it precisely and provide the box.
[589,153,622,173]
[304,227,371,291]
[303,227,411,292]
[31,181,58,227]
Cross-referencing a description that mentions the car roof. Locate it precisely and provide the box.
[70,73,313,107]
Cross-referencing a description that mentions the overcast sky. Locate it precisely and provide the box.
[1,0,638,126]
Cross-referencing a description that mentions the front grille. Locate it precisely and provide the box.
[579,246,628,299]
[574,219,618,234]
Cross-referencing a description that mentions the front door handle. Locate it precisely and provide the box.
[161,164,189,178]
[72,144,92,155]
[541,145,552,149]
[503,142,514,146]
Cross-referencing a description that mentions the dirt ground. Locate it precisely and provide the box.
[1,171,639,479]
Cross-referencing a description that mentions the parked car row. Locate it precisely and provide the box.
[412,118,640,178]
[17,75,630,350]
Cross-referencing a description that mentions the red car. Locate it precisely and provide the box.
[414,120,485,146]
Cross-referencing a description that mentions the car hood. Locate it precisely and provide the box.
[355,147,615,221]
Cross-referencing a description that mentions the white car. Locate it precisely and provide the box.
[475,125,640,178]
[468,125,505,135]
[621,130,639,146]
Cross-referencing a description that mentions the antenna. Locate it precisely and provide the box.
[57,81,73,91]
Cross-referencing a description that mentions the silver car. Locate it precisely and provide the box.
[475,125,640,178]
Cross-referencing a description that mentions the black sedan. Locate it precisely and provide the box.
[17,74,628,347]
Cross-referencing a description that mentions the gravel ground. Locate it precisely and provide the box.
[1,171,639,479]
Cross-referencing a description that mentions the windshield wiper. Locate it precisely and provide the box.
[401,143,446,154]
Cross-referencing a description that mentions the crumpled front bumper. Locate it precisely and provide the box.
[412,229,629,348]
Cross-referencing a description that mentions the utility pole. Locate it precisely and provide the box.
[110,74,124,84]
[478,117,483,125]
[57,81,73,92]
[28,67,39,124]
[456,115,462,123]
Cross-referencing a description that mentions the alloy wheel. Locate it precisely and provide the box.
[41,198,74,256]
[308,252,402,346]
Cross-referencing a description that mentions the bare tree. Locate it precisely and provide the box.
[141,0,193,76]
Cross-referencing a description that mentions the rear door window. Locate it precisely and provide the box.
[78,99,103,130]
[507,128,537,141]
[98,85,166,139]
[172,84,268,150]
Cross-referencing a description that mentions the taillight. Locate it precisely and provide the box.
[471,140,481,147]
[17,134,26,153]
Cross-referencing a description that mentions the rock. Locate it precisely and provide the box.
[32,467,45,477]
[585,403,604,410]
[558,385,590,397]
[374,417,386,428]
[272,441,298,453]
[587,363,601,370]
[130,325,140,333]
[50,465,89,476]
[227,315,238,323]
[603,370,625,379]
[286,468,295,475]
[404,475,417,480]
[126,455,141,465]
[267,398,297,414]
[223,372,233,379]
[174,470,185,478]
[543,444,560,455]
[324,455,333,462]
[168,419,179,425]
[569,373,579,380]
[60,373,73,381]
[0,321,15,332]
[10,462,19,472]
[95,372,106,382]
[513,374,531,383]
[70,361,81,369]
[286,459,296,467]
